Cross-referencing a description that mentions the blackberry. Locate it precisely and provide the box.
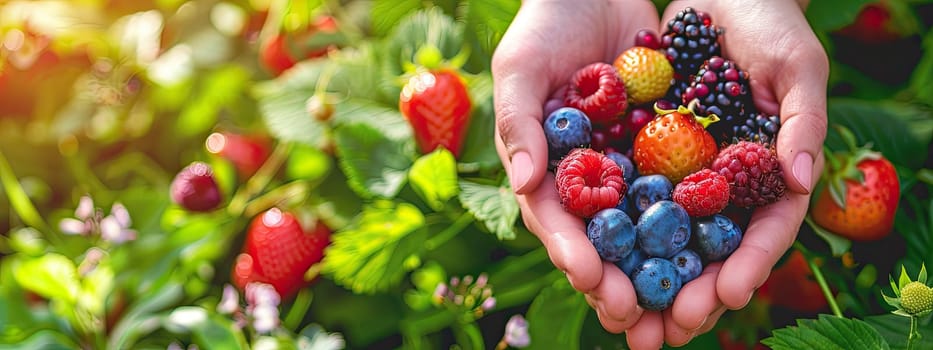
[660,8,723,81]
[682,56,756,143]
[711,141,786,208]
[734,113,781,144]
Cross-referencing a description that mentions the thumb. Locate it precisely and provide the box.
[773,46,829,195]
[492,47,551,194]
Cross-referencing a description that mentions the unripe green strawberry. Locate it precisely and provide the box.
[614,47,674,105]
[900,281,933,315]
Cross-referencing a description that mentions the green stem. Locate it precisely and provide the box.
[227,142,292,217]
[424,212,473,250]
[242,181,310,218]
[452,320,484,350]
[907,315,919,350]
[794,242,842,317]
[283,288,314,331]
[0,150,51,233]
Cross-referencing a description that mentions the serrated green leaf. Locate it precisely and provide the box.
[13,253,80,304]
[409,148,459,211]
[525,279,588,350]
[824,99,933,170]
[805,216,852,256]
[865,314,933,350]
[762,314,890,350]
[334,123,413,198]
[458,73,500,169]
[371,0,423,37]
[458,179,518,240]
[890,274,901,295]
[381,8,464,99]
[254,60,331,148]
[331,99,412,141]
[322,201,427,294]
[910,30,933,104]
[805,0,876,32]
[463,0,519,68]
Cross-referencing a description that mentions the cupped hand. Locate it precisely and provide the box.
[620,0,829,348]
[491,0,661,342]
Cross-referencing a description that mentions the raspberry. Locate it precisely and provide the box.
[555,148,626,218]
[170,161,223,212]
[733,113,781,144]
[673,169,730,217]
[900,281,933,315]
[564,62,628,125]
[682,56,756,143]
[711,141,786,208]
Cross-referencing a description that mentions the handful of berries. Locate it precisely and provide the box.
[543,8,787,311]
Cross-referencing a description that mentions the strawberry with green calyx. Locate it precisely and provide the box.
[399,44,472,159]
[810,125,900,241]
[633,100,719,183]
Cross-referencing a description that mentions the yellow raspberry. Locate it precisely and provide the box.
[900,281,933,315]
[614,47,674,105]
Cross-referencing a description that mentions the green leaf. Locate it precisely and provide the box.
[286,143,332,183]
[865,314,933,350]
[0,329,78,350]
[463,0,520,63]
[254,61,330,149]
[409,148,459,211]
[899,265,911,290]
[824,99,933,170]
[910,30,933,104]
[0,150,50,232]
[334,123,413,198]
[805,0,876,32]
[13,253,80,304]
[371,0,423,37]
[805,216,853,256]
[322,201,427,294]
[458,73,501,169]
[331,99,412,141]
[164,307,247,350]
[176,65,251,136]
[381,8,464,99]
[762,314,890,350]
[525,279,589,350]
[458,179,519,240]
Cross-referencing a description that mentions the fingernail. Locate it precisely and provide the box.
[510,151,534,193]
[692,316,709,331]
[792,152,813,194]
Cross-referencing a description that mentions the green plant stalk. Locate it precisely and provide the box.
[793,242,843,317]
[452,319,484,350]
[242,180,310,218]
[907,315,919,350]
[283,288,314,331]
[424,212,473,250]
[227,142,292,217]
[0,150,51,233]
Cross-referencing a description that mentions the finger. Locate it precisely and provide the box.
[670,262,724,330]
[716,191,810,309]
[586,261,642,331]
[663,308,695,347]
[491,7,558,195]
[695,305,728,335]
[587,292,643,334]
[625,311,665,350]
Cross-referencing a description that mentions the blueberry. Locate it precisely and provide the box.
[587,208,636,262]
[543,107,592,162]
[669,249,702,284]
[692,214,743,262]
[628,175,673,213]
[631,258,683,311]
[606,151,638,186]
[615,248,648,276]
[636,200,691,258]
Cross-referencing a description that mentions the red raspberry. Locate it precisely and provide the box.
[711,141,786,208]
[564,62,628,125]
[673,169,730,217]
[555,148,626,218]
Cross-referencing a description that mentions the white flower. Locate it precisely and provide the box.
[245,283,281,334]
[504,314,530,348]
[217,284,240,315]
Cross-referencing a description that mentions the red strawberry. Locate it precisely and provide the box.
[711,141,786,208]
[758,250,829,313]
[633,103,719,183]
[206,132,272,177]
[233,208,331,297]
[563,62,628,125]
[555,148,626,218]
[673,169,730,217]
[259,33,296,77]
[258,15,343,76]
[810,130,900,241]
[837,3,900,44]
[399,68,472,158]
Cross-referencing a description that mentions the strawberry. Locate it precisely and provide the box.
[232,208,331,297]
[633,103,719,183]
[399,68,472,158]
[563,62,628,125]
[258,15,343,76]
[613,46,674,105]
[810,128,900,241]
[836,3,900,44]
[206,132,272,177]
[259,33,296,77]
[757,250,829,313]
[555,148,625,218]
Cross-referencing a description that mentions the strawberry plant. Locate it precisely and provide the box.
[0,0,931,349]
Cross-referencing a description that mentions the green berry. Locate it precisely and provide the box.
[900,281,933,315]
